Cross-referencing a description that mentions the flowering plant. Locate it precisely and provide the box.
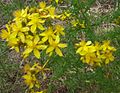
[0,0,118,93]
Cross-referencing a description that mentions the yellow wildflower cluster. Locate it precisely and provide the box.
[0,2,67,59]
[60,11,71,21]
[22,61,49,93]
[76,40,116,66]
[71,19,85,28]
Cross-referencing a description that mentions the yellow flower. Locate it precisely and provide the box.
[23,64,31,74]
[22,61,50,91]
[60,14,66,20]
[59,11,71,20]
[27,13,45,33]
[0,24,11,40]
[55,0,59,4]
[81,52,101,66]
[30,63,43,74]
[36,60,50,79]
[100,40,116,64]
[48,7,61,19]
[76,40,116,66]
[71,19,85,28]
[48,7,56,19]
[23,61,50,81]
[23,35,47,58]
[102,51,115,64]
[38,2,50,18]
[79,45,98,65]
[64,11,71,17]
[23,63,39,74]
[40,27,56,43]
[11,21,29,43]
[29,7,37,13]
[7,37,19,47]
[22,73,40,89]
[3,27,20,52]
[101,40,116,51]
[46,35,67,56]
[13,10,21,17]
[39,2,46,10]
[76,41,92,55]
[54,24,65,36]
[13,7,29,22]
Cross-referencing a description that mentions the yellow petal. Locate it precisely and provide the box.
[48,37,53,44]
[80,50,87,55]
[49,52,53,56]
[60,31,65,36]
[29,83,34,89]
[55,0,59,4]
[34,35,40,45]
[48,7,55,19]
[18,32,25,43]
[76,47,82,54]
[0,29,9,39]
[55,47,63,56]
[58,43,67,48]
[105,59,110,64]
[42,37,48,43]
[39,1,46,9]
[26,39,33,46]
[23,54,29,58]
[22,74,30,79]
[37,24,45,31]
[16,21,22,28]
[6,24,11,31]
[31,24,36,33]
[33,49,40,58]
[23,48,33,55]
[22,27,29,32]
[55,35,60,43]
[110,55,114,61]
[36,45,47,50]
[42,72,46,80]
[46,46,54,54]
[10,32,17,38]
[24,64,30,73]
[8,38,18,46]
[14,46,19,52]
[86,41,92,45]
[88,46,96,53]
[38,19,45,23]
[85,55,90,63]
[27,21,34,26]
[39,32,46,36]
